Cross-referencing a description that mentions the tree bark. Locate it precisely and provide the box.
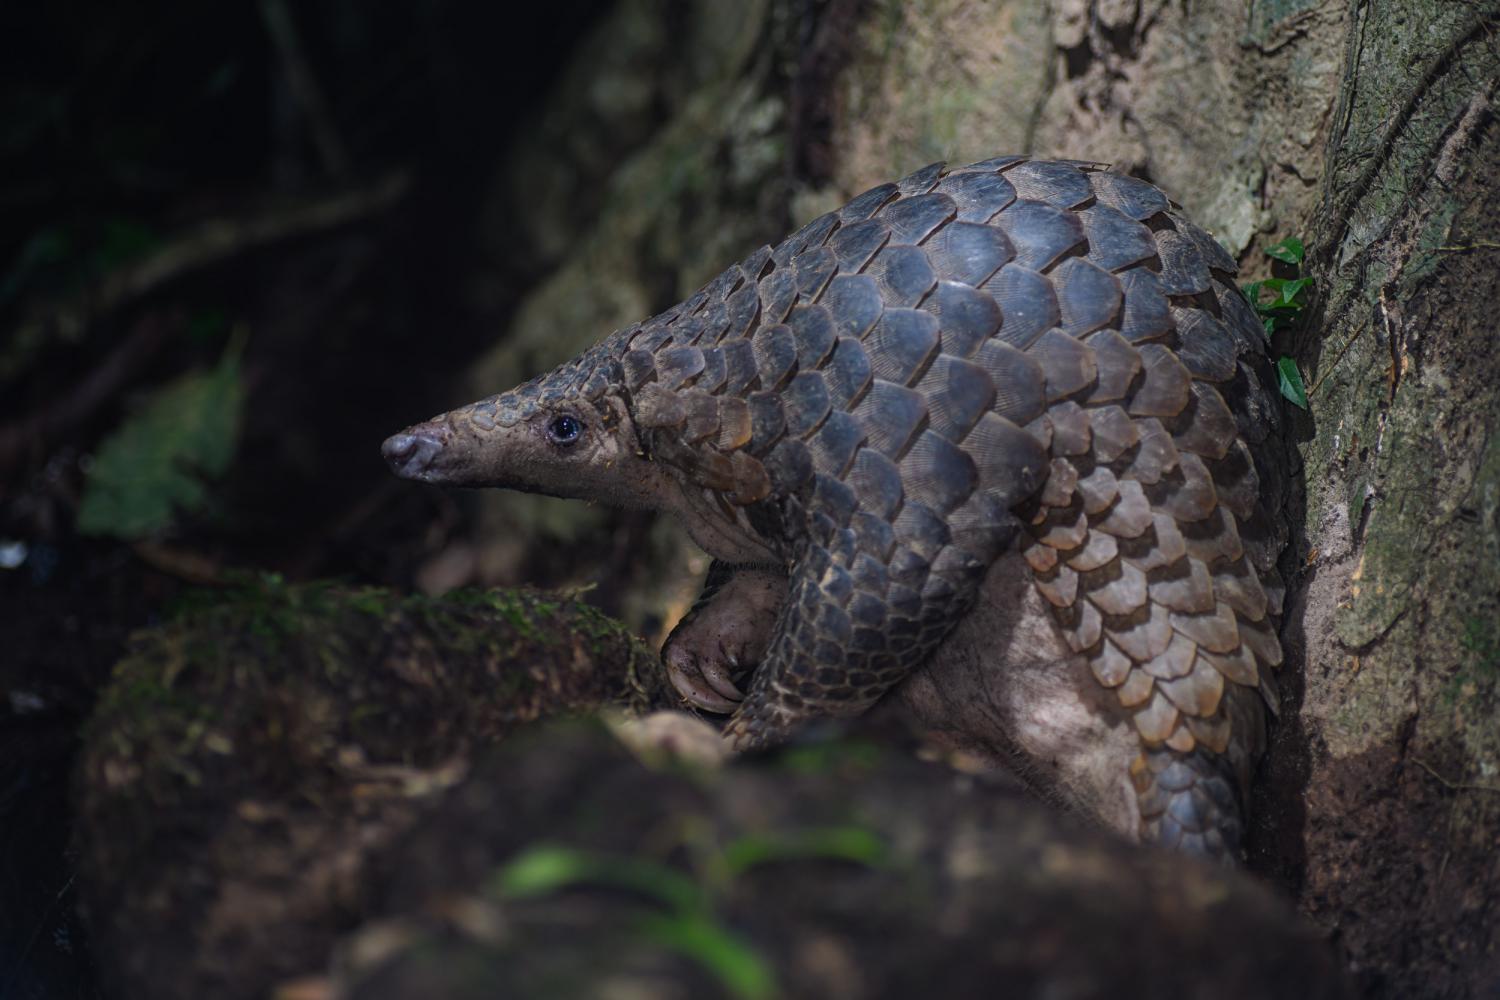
[1286,5,1500,995]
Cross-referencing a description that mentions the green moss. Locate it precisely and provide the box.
[1460,617,1500,677]
[82,577,668,843]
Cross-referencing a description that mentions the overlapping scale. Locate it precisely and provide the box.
[840,182,900,222]
[1084,330,1143,404]
[794,246,838,302]
[917,355,995,442]
[1172,307,1239,381]
[864,308,941,385]
[879,192,957,244]
[1028,329,1099,401]
[1053,257,1124,336]
[867,244,937,307]
[895,160,948,196]
[853,380,927,460]
[821,274,884,339]
[984,264,1060,349]
[994,198,1087,271]
[781,371,832,437]
[935,170,1017,223]
[923,220,1013,286]
[821,337,874,410]
[899,431,978,514]
[1118,269,1173,344]
[924,281,1001,358]
[1087,171,1171,221]
[829,218,892,273]
[1079,201,1158,271]
[1154,227,1212,296]
[788,303,837,369]
[1006,159,1094,209]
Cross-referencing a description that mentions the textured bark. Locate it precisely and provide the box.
[1285,5,1500,995]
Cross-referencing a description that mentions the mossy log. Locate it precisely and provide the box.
[74,579,675,999]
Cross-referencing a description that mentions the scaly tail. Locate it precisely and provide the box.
[1017,197,1288,862]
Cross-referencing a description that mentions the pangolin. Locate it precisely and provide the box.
[382,156,1288,862]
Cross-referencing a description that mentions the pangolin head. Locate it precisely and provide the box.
[381,335,670,508]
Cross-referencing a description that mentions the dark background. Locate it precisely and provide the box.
[0,3,621,995]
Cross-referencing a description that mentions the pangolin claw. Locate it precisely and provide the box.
[700,644,746,702]
[665,646,743,714]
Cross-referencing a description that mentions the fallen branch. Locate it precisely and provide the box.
[10,170,408,356]
[91,171,407,322]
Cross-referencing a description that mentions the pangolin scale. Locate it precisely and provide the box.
[383,156,1289,862]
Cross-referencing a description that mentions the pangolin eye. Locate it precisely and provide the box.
[546,414,584,446]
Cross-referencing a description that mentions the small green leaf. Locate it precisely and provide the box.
[638,913,776,1000]
[1276,276,1313,306]
[495,845,590,897]
[1265,236,1305,265]
[720,826,886,876]
[494,846,705,914]
[78,338,245,539]
[1276,356,1308,409]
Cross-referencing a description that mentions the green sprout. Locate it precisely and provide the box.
[493,827,887,1000]
[1242,237,1310,409]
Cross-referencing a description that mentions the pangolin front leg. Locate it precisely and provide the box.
[722,443,1041,749]
[660,548,973,753]
[718,522,967,748]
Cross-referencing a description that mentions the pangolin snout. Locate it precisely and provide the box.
[381,425,446,480]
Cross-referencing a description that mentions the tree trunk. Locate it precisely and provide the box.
[1285,5,1500,995]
